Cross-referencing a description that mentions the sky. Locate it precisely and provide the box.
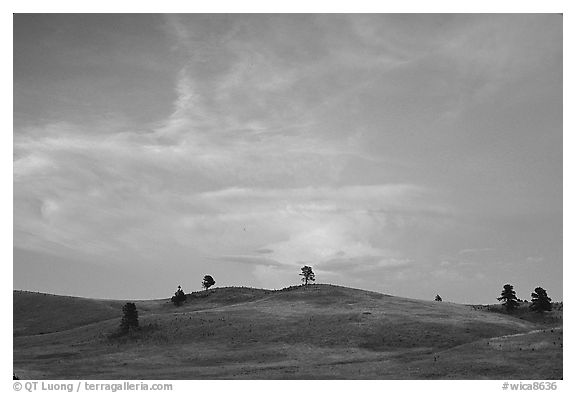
[13,14,562,303]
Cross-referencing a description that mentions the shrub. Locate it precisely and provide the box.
[202,275,216,291]
[497,284,519,312]
[171,285,187,306]
[530,287,552,313]
[300,266,315,285]
[120,302,139,333]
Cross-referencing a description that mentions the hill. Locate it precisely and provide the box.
[13,284,562,379]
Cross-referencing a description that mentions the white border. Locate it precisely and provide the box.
[4,1,572,392]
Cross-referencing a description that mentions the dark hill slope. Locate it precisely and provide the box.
[13,287,272,336]
[13,291,124,336]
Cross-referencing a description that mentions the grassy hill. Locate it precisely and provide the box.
[13,284,562,379]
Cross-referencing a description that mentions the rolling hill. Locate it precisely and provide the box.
[13,284,562,379]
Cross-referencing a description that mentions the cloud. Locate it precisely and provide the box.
[251,265,295,289]
[13,87,448,273]
[316,256,412,273]
[198,184,426,205]
[255,249,274,254]
[526,256,544,264]
[213,255,283,267]
[458,248,496,255]
[14,123,440,271]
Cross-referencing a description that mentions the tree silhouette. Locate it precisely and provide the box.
[435,294,442,302]
[497,284,519,312]
[530,287,552,313]
[202,275,215,291]
[171,285,186,306]
[300,266,315,285]
[120,302,139,333]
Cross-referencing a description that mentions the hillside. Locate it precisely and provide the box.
[13,285,562,379]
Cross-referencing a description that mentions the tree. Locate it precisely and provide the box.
[497,284,519,312]
[300,265,315,285]
[202,275,215,291]
[530,287,552,313]
[120,302,139,333]
[435,294,442,302]
[171,285,186,306]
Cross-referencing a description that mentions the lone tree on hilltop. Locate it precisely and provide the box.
[202,275,216,291]
[300,265,315,285]
[497,284,519,312]
[435,294,443,302]
[171,285,186,306]
[530,287,552,313]
[120,302,139,333]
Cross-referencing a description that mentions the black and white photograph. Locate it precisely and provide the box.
[11,8,565,383]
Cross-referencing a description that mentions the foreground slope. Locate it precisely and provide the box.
[13,285,562,379]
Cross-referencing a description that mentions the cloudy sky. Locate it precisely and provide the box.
[13,14,562,303]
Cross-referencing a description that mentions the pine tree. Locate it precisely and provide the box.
[202,275,216,291]
[300,266,315,285]
[530,287,552,313]
[497,284,519,312]
[435,294,442,302]
[171,285,187,306]
[120,302,139,333]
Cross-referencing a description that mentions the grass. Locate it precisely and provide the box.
[13,284,562,379]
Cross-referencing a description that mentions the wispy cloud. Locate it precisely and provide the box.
[458,248,496,255]
[211,255,283,267]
